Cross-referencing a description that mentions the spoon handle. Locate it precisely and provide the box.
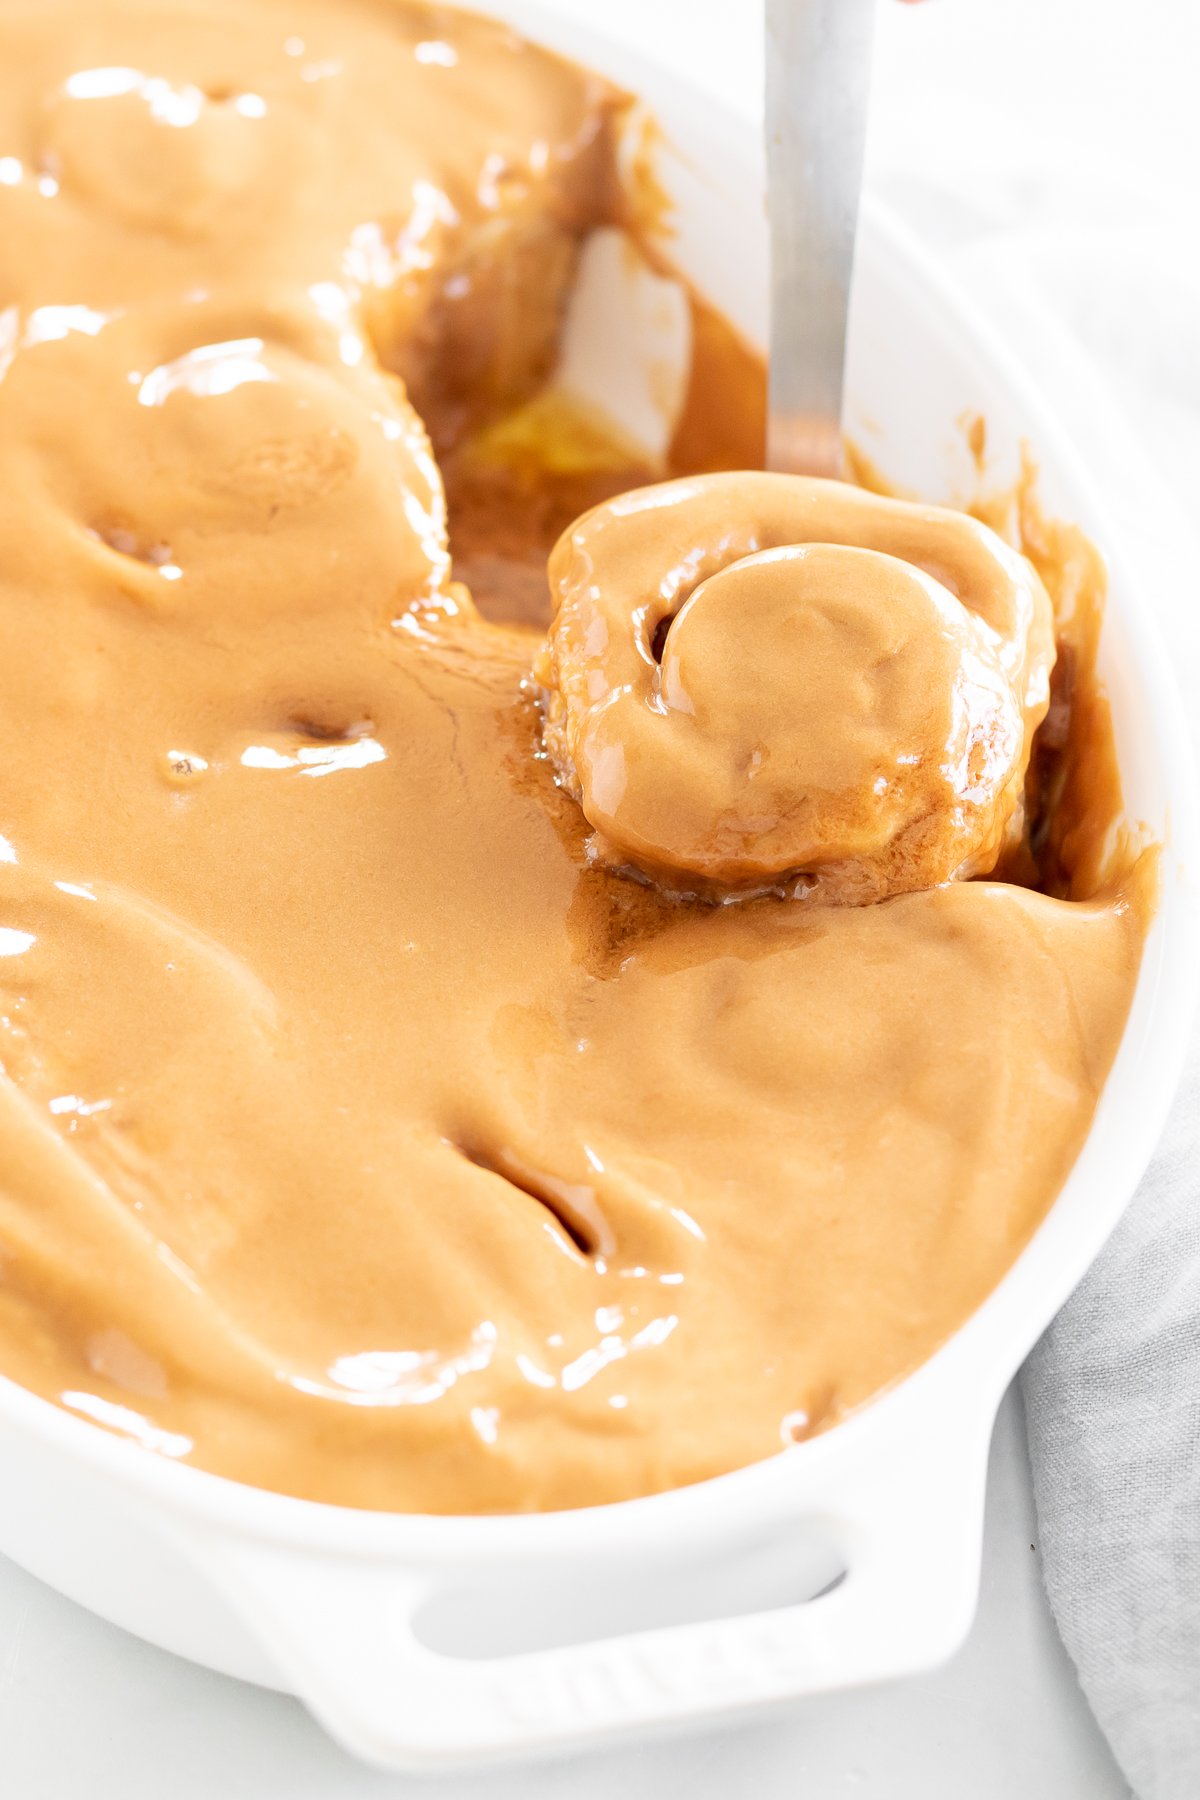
[765,0,878,478]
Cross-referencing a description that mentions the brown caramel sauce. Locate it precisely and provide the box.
[446,295,764,627]
[0,0,1149,1513]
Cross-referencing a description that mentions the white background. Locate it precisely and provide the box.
[4,1,1197,1793]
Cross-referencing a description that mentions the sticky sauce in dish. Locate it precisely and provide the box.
[0,0,1149,1511]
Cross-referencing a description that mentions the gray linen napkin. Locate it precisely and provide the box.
[1023,1040,1200,1799]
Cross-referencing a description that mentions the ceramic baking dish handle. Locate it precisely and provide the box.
[193,1413,992,1770]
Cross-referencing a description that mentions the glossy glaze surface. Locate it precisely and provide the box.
[537,474,1055,898]
[0,0,1146,1511]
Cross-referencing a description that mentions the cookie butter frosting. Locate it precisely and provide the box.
[537,474,1056,898]
[0,0,1149,1512]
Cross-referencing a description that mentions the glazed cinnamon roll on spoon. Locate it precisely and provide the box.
[536,472,1055,902]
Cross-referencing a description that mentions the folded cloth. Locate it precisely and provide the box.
[1023,1043,1200,1800]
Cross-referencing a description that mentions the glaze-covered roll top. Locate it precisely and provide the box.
[537,472,1056,900]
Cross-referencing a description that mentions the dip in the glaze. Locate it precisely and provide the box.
[0,0,1147,1512]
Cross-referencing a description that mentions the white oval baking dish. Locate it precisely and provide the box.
[0,3,1195,1772]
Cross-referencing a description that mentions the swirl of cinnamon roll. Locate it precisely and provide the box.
[536,472,1056,902]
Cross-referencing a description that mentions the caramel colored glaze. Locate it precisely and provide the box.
[0,1,1149,1512]
[536,474,1056,899]
[0,0,627,445]
[666,295,770,475]
[978,458,1136,900]
[845,439,1135,901]
[448,295,766,626]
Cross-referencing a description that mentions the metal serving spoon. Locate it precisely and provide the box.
[765,0,878,478]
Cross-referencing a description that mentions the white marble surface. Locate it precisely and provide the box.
[3,0,1186,1790]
